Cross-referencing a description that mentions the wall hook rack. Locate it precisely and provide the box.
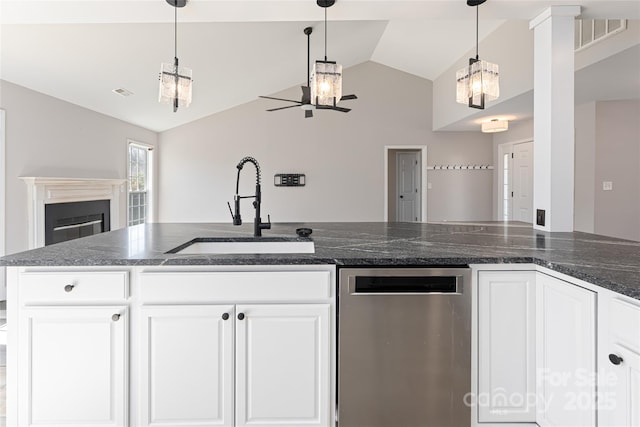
[427,164,494,170]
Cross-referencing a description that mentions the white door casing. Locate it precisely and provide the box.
[498,140,534,223]
[513,142,534,223]
[383,145,427,222]
[396,151,421,222]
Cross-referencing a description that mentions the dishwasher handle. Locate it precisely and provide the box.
[353,275,462,294]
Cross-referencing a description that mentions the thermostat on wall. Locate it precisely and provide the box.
[274,174,305,187]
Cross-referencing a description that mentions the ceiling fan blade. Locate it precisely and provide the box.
[266,104,301,112]
[332,106,352,113]
[305,110,313,118]
[259,95,300,103]
[340,94,357,101]
[301,86,311,103]
[316,105,352,113]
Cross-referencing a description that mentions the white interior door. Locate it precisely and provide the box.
[396,151,421,222]
[513,142,534,223]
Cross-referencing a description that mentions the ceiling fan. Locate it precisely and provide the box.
[259,25,357,118]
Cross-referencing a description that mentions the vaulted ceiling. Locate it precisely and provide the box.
[1,0,639,132]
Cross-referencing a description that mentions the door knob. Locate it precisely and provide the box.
[237,313,245,320]
[64,284,75,292]
[609,353,624,365]
[222,313,229,321]
[399,195,404,199]
[112,314,121,321]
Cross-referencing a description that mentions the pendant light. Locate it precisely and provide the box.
[158,0,192,112]
[456,0,499,109]
[311,0,343,108]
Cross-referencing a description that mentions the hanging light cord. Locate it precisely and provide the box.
[475,4,479,60]
[324,7,328,61]
[174,4,178,61]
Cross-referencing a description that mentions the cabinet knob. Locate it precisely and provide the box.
[222,313,229,321]
[64,284,75,292]
[112,314,121,322]
[609,353,624,365]
[237,313,245,320]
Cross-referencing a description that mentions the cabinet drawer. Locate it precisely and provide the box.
[610,297,640,353]
[20,271,129,303]
[140,270,331,303]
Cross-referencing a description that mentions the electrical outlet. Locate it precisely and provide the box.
[603,181,613,191]
[536,209,546,227]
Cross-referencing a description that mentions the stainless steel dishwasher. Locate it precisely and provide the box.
[338,267,472,427]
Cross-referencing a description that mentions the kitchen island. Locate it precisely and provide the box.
[2,222,640,427]
[2,221,639,298]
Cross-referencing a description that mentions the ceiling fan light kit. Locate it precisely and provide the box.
[158,0,193,112]
[456,0,499,110]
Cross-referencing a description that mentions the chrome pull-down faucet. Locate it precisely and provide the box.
[227,156,271,237]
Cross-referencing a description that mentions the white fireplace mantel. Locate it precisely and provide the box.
[21,177,126,249]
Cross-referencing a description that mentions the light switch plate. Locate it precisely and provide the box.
[603,181,613,191]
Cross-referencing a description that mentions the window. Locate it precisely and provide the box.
[128,142,152,226]
[503,153,511,221]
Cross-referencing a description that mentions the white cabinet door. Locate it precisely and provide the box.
[599,296,640,427]
[139,305,234,427]
[478,271,536,422]
[235,304,330,427]
[18,306,127,427]
[536,273,596,427]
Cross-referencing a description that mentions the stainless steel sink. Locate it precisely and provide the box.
[167,237,315,255]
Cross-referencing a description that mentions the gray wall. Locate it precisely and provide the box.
[575,102,596,233]
[0,80,158,254]
[491,101,640,242]
[158,61,494,224]
[593,100,640,241]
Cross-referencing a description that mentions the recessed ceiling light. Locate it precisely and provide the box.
[112,88,134,97]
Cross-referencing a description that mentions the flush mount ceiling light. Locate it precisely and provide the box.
[158,0,192,112]
[456,0,499,109]
[310,0,357,110]
[481,119,509,133]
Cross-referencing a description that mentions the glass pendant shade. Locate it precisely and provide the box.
[159,60,192,110]
[456,58,499,109]
[311,60,342,106]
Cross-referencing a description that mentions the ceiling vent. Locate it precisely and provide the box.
[575,19,627,52]
[112,88,134,97]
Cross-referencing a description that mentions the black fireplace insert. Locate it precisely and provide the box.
[44,200,111,245]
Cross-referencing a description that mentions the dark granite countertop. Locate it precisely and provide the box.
[1,222,639,300]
